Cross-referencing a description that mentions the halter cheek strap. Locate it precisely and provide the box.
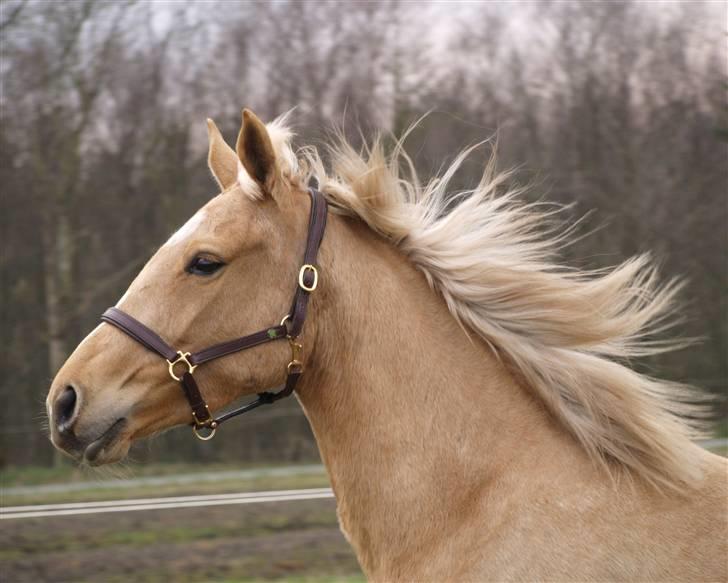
[100,188,328,440]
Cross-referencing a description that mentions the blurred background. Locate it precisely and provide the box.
[1,1,726,581]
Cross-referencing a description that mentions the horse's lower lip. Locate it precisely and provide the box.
[84,418,126,463]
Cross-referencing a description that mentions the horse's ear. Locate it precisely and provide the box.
[236,109,278,195]
[206,118,238,191]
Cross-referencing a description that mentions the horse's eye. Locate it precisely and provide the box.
[186,256,225,276]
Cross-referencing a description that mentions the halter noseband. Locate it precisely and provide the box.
[100,188,328,440]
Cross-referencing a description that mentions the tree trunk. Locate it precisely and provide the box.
[43,212,74,467]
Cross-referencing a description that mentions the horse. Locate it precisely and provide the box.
[46,109,727,582]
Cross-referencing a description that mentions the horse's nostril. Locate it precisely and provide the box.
[55,385,79,432]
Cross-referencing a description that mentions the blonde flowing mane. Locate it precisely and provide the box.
[267,116,707,492]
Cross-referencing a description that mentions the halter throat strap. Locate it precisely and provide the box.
[100,188,328,440]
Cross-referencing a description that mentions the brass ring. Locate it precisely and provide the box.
[192,422,217,441]
[167,351,197,382]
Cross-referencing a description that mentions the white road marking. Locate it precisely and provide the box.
[1,488,334,520]
[4,488,333,512]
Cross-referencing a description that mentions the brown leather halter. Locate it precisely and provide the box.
[100,188,328,440]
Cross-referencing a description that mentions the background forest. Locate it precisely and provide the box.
[1,0,726,468]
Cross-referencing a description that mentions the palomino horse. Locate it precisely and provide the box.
[47,110,726,581]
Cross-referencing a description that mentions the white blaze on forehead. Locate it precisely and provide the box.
[163,208,208,248]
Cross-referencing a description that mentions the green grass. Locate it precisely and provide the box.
[2,496,362,582]
[221,577,366,583]
[1,460,308,488]
[714,418,728,439]
[0,508,338,560]
[706,444,728,456]
[100,574,366,583]
[2,471,330,506]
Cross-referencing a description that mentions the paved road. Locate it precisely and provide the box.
[1,487,335,520]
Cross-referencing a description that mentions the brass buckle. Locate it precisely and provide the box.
[298,264,318,292]
[192,406,217,441]
[287,337,303,374]
[167,351,197,382]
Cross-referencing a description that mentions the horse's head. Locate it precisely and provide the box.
[46,110,314,465]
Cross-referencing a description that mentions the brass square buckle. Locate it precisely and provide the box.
[287,338,303,374]
[298,264,318,292]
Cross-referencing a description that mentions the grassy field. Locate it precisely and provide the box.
[2,461,320,487]
[2,497,363,582]
[2,463,363,582]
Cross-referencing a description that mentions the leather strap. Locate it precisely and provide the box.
[181,372,213,426]
[99,188,328,436]
[101,308,178,362]
[189,325,288,366]
[214,368,302,424]
[102,309,288,367]
[288,188,328,337]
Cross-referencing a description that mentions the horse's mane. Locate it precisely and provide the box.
[266,115,708,492]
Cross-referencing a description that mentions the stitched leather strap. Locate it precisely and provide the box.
[101,307,178,362]
[189,325,288,366]
[288,188,328,337]
[181,372,213,426]
[102,309,288,367]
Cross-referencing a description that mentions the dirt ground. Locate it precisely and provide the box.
[2,498,363,582]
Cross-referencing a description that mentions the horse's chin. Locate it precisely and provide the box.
[82,418,131,466]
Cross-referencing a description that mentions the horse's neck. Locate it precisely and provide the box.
[296,216,594,576]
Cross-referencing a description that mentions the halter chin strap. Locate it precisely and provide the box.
[100,188,328,440]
